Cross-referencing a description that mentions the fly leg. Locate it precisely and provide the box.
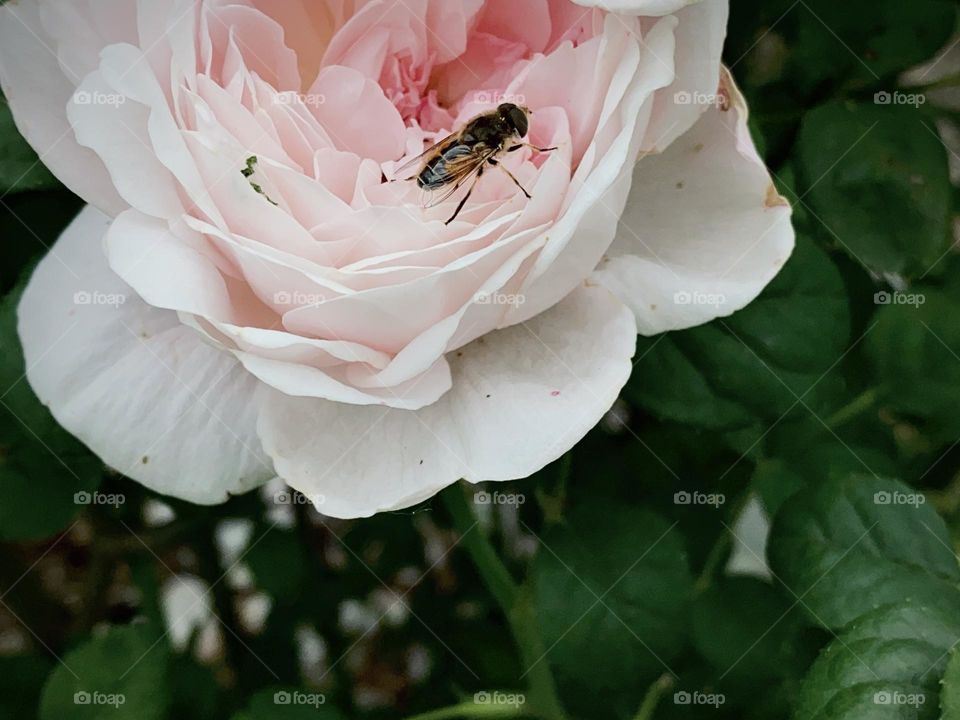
[488,158,531,199]
[445,166,484,225]
[507,143,558,153]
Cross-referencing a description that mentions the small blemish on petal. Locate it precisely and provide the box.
[764,183,790,208]
[550,390,561,397]
[675,181,684,189]
[693,143,705,153]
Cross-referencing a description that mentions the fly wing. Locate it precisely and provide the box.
[391,133,458,181]
[422,146,497,208]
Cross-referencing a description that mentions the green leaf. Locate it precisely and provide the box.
[867,282,960,445]
[754,419,900,516]
[39,624,170,720]
[628,237,850,430]
[942,648,960,719]
[691,577,811,683]
[792,0,956,86]
[0,96,60,194]
[752,458,807,517]
[796,101,951,277]
[0,280,102,540]
[768,474,959,629]
[795,601,960,720]
[231,688,344,720]
[532,500,693,714]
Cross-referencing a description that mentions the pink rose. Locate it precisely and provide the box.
[0,0,792,517]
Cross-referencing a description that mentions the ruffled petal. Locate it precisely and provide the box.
[18,206,274,504]
[571,0,707,15]
[0,1,126,214]
[593,69,794,335]
[257,285,636,518]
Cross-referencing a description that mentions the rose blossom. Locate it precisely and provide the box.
[0,0,792,517]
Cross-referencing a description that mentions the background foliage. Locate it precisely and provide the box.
[2,1,960,719]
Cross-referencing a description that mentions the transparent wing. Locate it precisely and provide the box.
[391,133,457,181]
[421,147,497,208]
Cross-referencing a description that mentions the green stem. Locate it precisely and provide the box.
[694,532,732,594]
[632,674,675,720]
[694,490,752,594]
[441,485,567,720]
[403,699,531,720]
[826,388,878,429]
[536,453,571,527]
[442,485,519,611]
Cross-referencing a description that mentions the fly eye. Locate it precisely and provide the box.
[507,106,528,137]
